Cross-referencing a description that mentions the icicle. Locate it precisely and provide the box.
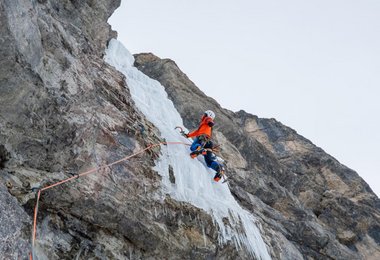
[129,247,133,260]
[201,222,207,247]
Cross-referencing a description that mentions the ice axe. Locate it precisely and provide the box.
[175,126,185,134]
[175,126,189,137]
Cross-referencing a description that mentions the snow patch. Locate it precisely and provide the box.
[105,39,271,260]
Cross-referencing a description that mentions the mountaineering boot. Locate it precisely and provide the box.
[213,165,225,182]
[213,172,222,182]
[190,152,198,158]
[190,146,204,158]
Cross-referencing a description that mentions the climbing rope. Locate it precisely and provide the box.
[29,141,190,260]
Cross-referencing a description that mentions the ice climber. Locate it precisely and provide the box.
[182,110,225,182]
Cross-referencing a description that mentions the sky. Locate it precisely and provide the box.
[109,0,380,197]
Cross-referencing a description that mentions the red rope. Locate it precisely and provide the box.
[32,190,41,246]
[29,141,189,259]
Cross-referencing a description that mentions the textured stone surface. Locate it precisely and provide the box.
[134,53,380,259]
[1,0,379,259]
[0,183,30,259]
[0,0,230,259]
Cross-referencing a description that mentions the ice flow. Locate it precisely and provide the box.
[105,39,271,260]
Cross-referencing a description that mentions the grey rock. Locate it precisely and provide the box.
[0,0,247,259]
[134,53,380,259]
[0,182,30,259]
[1,0,379,259]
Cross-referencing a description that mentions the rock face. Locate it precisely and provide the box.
[0,0,228,259]
[1,0,379,259]
[134,53,380,259]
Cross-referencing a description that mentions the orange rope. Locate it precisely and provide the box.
[29,141,189,259]
[32,190,41,245]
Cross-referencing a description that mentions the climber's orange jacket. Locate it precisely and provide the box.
[187,115,214,139]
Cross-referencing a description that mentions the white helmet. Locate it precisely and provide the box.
[205,110,215,119]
